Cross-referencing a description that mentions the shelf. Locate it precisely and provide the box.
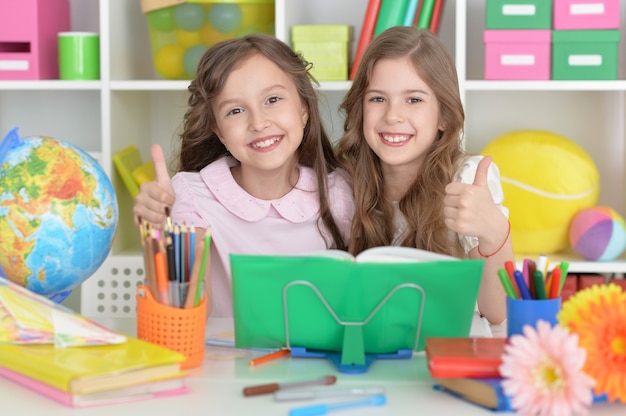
[0,80,102,90]
[516,250,626,275]
[110,80,191,91]
[464,80,626,91]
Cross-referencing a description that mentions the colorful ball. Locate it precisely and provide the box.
[183,45,208,77]
[207,4,242,34]
[198,23,234,47]
[569,206,626,261]
[173,3,205,31]
[482,130,599,254]
[148,8,175,32]
[175,28,202,48]
[154,44,185,79]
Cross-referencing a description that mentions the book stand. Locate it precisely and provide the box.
[282,280,425,374]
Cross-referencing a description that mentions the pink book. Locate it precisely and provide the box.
[0,366,190,408]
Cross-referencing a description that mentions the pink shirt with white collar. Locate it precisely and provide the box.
[170,156,354,317]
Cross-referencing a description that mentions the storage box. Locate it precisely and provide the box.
[485,0,552,29]
[554,0,620,29]
[291,25,350,81]
[0,0,70,80]
[141,0,275,80]
[484,30,551,80]
[552,30,619,80]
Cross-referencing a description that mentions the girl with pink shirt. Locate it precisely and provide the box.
[133,34,354,317]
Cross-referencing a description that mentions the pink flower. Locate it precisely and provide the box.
[499,320,595,416]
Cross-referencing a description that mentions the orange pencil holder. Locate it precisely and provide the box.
[136,284,207,369]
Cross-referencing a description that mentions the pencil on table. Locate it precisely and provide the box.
[248,349,290,367]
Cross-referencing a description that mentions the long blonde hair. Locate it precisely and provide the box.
[337,27,465,256]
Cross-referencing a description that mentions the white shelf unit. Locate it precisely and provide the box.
[2,0,626,307]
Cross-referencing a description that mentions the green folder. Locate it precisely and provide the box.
[231,250,484,361]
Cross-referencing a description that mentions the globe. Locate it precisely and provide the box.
[0,127,118,298]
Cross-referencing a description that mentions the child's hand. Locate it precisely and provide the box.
[133,144,176,228]
[443,156,506,241]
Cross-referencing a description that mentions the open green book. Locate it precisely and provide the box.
[231,247,484,360]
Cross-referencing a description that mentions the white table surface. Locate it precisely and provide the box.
[3,318,623,416]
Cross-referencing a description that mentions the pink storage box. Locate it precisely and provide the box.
[484,30,552,80]
[553,0,620,29]
[0,0,70,80]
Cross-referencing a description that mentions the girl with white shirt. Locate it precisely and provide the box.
[337,27,514,326]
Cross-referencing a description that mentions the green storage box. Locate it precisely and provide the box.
[486,0,552,29]
[552,30,620,80]
[292,25,350,81]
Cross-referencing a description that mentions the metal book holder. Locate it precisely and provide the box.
[282,280,425,374]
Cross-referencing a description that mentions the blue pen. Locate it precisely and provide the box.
[288,394,386,416]
[513,270,532,300]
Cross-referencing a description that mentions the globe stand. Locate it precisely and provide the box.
[48,289,72,304]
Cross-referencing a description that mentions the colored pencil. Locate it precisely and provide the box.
[154,251,169,305]
[248,349,291,367]
[194,228,212,307]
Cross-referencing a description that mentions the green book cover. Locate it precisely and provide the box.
[231,247,483,354]
[374,0,411,36]
[417,0,436,29]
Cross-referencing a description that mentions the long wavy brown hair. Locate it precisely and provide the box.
[337,27,465,256]
[176,33,346,250]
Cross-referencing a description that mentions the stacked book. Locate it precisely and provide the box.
[425,337,512,412]
[0,277,189,407]
[425,336,607,411]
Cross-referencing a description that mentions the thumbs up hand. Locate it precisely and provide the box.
[443,156,502,240]
[133,144,176,228]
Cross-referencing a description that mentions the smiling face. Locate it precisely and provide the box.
[212,53,308,177]
[363,56,443,177]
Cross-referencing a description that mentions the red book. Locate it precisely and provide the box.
[429,0,445,34]
[425,337,507,378]
[350,0,382,80]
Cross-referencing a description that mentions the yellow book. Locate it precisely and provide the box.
[0,336,186,394]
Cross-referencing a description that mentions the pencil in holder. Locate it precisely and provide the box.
[136,283,207,369]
